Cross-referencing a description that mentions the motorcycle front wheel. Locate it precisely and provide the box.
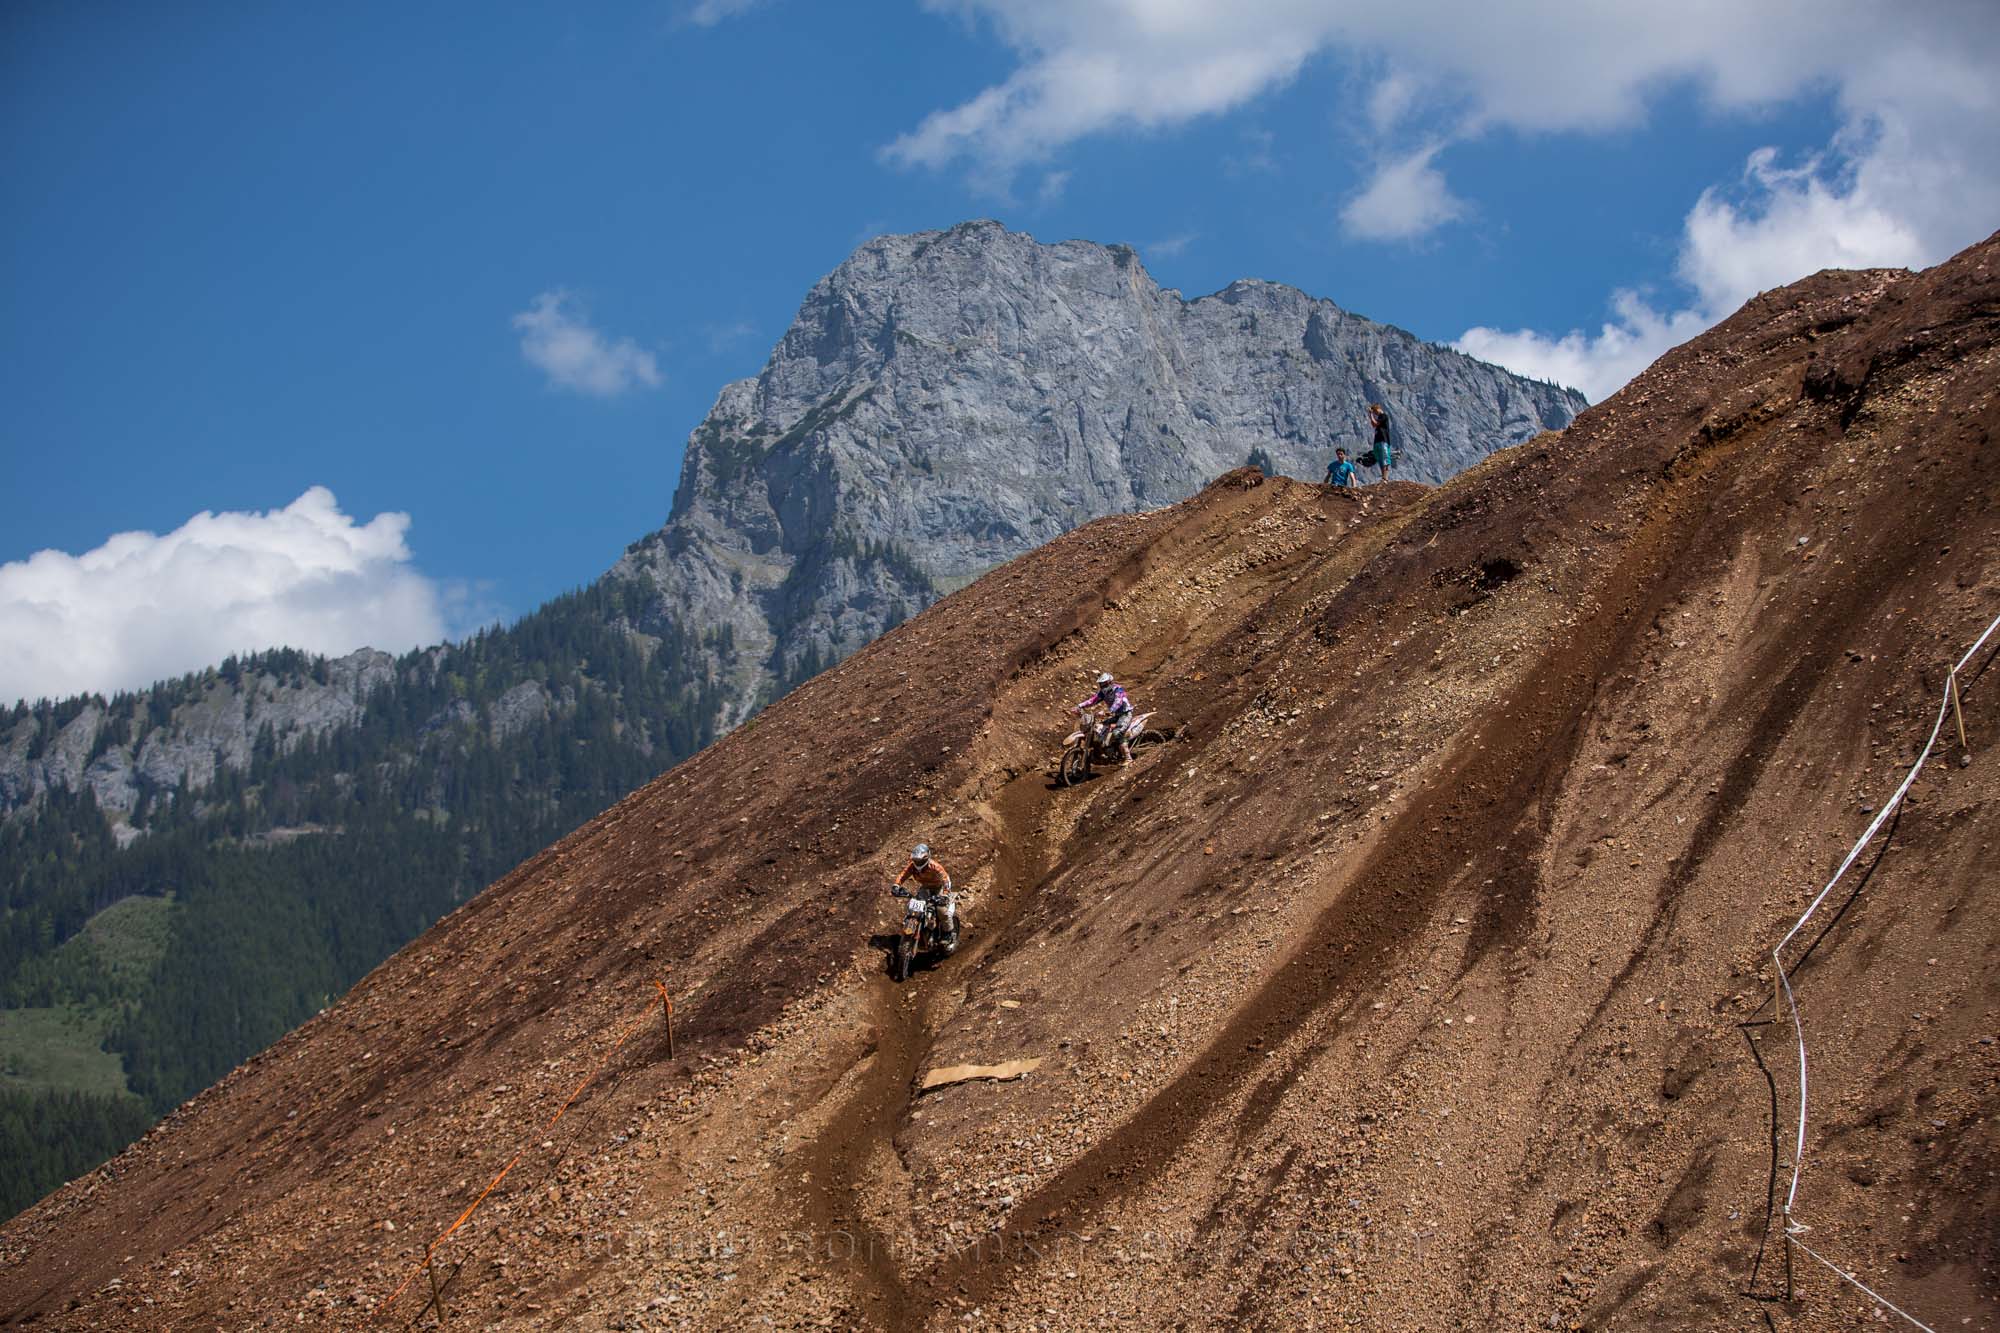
[1059,745,1090,787]
[896,933,914,981]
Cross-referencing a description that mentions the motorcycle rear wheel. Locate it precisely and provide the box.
[1137,728,1167,748]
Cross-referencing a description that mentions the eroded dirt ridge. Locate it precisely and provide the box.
[3,233,1997,1331]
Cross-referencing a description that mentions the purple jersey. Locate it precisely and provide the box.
[1078,682,1130,716]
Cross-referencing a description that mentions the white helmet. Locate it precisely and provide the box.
[911,843,930,865]
[1096,672,1113,686]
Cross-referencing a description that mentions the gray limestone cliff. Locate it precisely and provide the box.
[4,221,1583,820]
[0,651,398,830]
[613,220,1584,726]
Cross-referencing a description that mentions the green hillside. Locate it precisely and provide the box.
[0,576,724,1219]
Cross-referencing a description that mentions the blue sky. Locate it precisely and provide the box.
[4,1,1996,704]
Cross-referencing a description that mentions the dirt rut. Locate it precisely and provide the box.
[3,234,1996,1332]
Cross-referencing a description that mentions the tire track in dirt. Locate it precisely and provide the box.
[789,968,932,1328]
[786,768,1059,1328]
[908,423,1761,1316]
[778,482,1380,1328]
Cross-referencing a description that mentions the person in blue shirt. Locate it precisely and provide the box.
[1325,448,1359,490]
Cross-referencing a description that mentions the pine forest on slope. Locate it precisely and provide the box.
[0,583,724,1218]
[0,222,1580,1220]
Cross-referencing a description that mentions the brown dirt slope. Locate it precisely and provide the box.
[3,231,1996,1332]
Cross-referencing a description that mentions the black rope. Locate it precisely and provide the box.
[1731,623,1996,1322]
[1745,800,1905,1024]
[1737,1018,1788,1303]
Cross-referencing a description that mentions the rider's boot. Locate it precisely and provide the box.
[942,901,961,953]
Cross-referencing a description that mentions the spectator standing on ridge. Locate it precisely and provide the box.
[1366,403,1394,482]
[1325,448,1359,491]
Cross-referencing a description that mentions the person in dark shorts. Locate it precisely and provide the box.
[1366,403,1394,482]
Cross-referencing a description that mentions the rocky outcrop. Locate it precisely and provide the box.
[0,649,395,820]
[487,681,551,743]
[614,220,1583,726]
[3,221,1581,819]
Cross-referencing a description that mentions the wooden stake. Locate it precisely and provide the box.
[424,1255,448,1330]
[656,980,675,1058]
[1950,670,1968,752]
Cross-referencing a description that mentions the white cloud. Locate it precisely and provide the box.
[1145,231,1199,259]
[1679,142,1928,316]
[512,291,662,397]
[892,2,1996,171]
[1365,69,1421,135]
[1455,133,1945,400]
[0,488,450,705]
[1339,144,1465,241]
[890,2,2000,396]
[884,4,1321,174]
[1457,291,1709,402]
[703,318,758,353]
[1036,168,1072,205]
[687,0,765,25]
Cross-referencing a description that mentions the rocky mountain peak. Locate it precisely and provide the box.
[618,220,1584,727]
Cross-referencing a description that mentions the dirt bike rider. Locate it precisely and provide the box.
[891,843,961,953]
[1076,671,1136,762]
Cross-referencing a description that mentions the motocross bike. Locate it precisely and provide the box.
[1056,705,1167,787]
[889,887,944,982]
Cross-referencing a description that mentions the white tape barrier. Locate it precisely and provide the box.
[1770,609,1999,1332]
[1788,1222,1939,1333]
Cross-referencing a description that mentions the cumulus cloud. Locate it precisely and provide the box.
[883,4,1322,174]
[889,2,1995,175]
[1456,133,1945,400]
[1457,292,1709,402]
[512,291,662,397]
[891,1,2000,391]
[1340,144,1466,241]
[1365,70,1421,135]
[1679,142,1929,315]
[0,488,449,704]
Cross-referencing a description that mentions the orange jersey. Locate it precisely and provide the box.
[897,857,951,890]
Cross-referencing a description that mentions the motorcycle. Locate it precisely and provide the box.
[888,886,944,982]
[1056,705,1167,787]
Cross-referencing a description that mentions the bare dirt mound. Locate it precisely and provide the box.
[3,232,1996,1332]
